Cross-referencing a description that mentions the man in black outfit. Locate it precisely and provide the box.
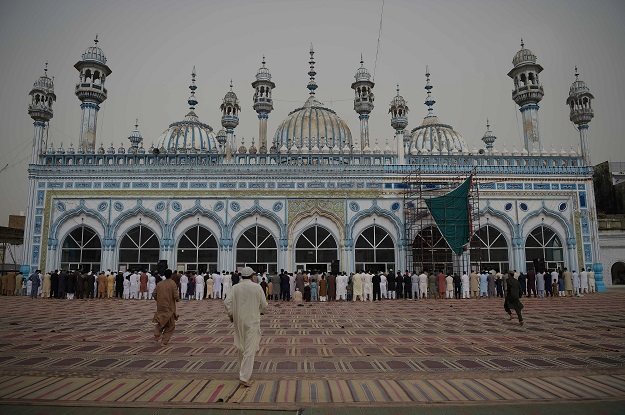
[372,272,381,301]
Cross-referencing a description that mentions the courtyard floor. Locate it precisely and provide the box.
[0,289,624,413]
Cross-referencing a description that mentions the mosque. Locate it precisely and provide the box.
[21,38,607,291]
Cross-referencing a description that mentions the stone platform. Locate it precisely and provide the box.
[0,291,624,411]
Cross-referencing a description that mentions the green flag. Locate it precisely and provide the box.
[424,176,472,255]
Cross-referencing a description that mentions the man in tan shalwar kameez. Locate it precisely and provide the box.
[6,272,16,296]
[107,272,115,298]
[153,269,179,346]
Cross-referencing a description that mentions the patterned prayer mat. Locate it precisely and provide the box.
[1,291,624,409]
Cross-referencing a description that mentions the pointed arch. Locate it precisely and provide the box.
[289,207,344,242]
[110,202,165,239]
[477,204,516,238]
[520,204,574,240]
[226,202,285,239]
[347,203,402,242]
[50,203,107,241]
[168,202,225,240]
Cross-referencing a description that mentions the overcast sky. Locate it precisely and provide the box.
[1,0,624,226]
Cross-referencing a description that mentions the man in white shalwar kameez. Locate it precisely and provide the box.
[195,273,205,300]
[180,273,189,299]
[224,267,268,387]
[363,271,373,301]
[222,272,232,299]
[213,271,222,299]
[336,273,347,300]
[352,271,364,301]
[380,273,387,299]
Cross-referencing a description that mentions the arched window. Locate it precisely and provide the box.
[177,225,218,273]
[119,225,160,271]
[295,225,338,272]
[470,225,510,272]
[525,225,564,271]
[355,225,395,273]
[61,225,101,272]
[236,225,277,275]
[412,226,452,274]
[611,262,625,285]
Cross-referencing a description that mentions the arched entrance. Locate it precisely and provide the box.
[525,225,564,271]
[612,262,625,285]
[355,225,395,273]
[177,225,218,273]
[412,226,452,274]
[235,225,277,275]
[470,225,510,273]
[61,225,101,272]
[294,225,338,273]
[119,225,160,271]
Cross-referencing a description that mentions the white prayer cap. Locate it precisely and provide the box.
[240,267,256,277]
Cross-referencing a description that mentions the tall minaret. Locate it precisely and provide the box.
[74,35,112,153]
[28,63,56,163]
[389,84,408,164]
[507,39,544,152]
[22,63,56,275]
[252,56,275,154]
[352,55,375,151]
[221,79,240,158]
[566,67,594,166]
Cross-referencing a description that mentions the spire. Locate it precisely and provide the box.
[575,65,579,81]
[520,37,524,49]
[188,66,198,111]
[307,43,317,96]
[424,66,436,117]
[44,61,48,76]
[262,55,266,67]
[94,34,99,45]
[230,79,233,91]
[135,118,139,130]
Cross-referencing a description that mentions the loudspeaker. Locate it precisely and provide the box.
[331,259,340,275]
[157,259,168,274]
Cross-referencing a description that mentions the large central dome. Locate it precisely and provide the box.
[273,95,352,150]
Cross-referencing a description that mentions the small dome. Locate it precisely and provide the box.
[56,143,65,154]
[33,71,54,92]
[354,58,371,83]
[560,146,568,156]
[47,143,55,154]
[157,111,218,152]
[255,57,272,82]
[108,143,115,154]
[249,139,257,155]
[409,115,467,154]
[569,146,577,157]
[238,142,247,154]
[118,144,126,154]
[569,78,590,96]
[82,37,107,65]
[273,96,352,150]
[550,146,558,157]
[512,40,537,67]
[97,144,105,154]
[67,143,75,155]
[137,144,146,154]
[223,89,239,105]
[521,147,529,156]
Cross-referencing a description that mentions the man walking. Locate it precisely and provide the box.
[224,267,268,387]
[153,269,179,346]
[504,271,524,325]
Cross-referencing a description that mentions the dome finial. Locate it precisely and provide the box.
[230,79,233,91]
[44,61,48,75]
[486,118,490,130]
[396,83,400,96]
[520,37,524,48]
[188,66,198,111]
[575,65,579,81]
[424,65,436,116]
[262,55,266,67]
[360,53,364,66]
[307,43,317,96]
[135,118,139,129]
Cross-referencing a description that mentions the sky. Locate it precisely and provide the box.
[0,0,624,226]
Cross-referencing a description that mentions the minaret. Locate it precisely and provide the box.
[252,56,275,153]
[566,67,594,166]
[481,119,497,152]
[389,84,408,164]
[23,63,56,275]
[28,63,56,163]
[351,55,375,151]
[74,35,112,153]
[128,119,143,150]
[507,39,544,152]
[221,79,240,158]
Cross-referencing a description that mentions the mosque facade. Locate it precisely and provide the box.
[21,39,608,290]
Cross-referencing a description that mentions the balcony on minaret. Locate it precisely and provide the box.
[75,81,108,102]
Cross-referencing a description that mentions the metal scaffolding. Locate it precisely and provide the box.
[402,169,480,275]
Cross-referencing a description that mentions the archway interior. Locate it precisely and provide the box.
[295,225,338,273]
[470,225,509,273]
[119,225,160,272]
[177,225,218,273]
[355,225,395,273]
[236,225,277,275]
[612,262,625,285]
[525,225,564,272]
[61,225,101,272]
[412,226,452,274]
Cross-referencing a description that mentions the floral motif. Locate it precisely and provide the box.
[273,202,283,212]
[391,202,400,212]
[113,202,124,212]
[57,202,66,212]
[214,201,224,212]
[349,201,360,212]
[230,202,240,212]
[172,201,182,212]
[97,202,107,212]
[155,201,165,212]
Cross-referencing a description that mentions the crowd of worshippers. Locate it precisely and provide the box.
[0,266,596,301]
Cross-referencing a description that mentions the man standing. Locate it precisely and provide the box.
[445,273,453,299]
[97,272,108,299]
[213,270,223,299]
[469,271,479,299]
[224,267,268,388]
[87,272,96,299]
[563,268,573,297]
[352,271,363,301]
[327,272,336,301]
[461,271,470,299]
[453,273,462,299]
[372,272,381,301]
[195,273,205,300]
[418,271,428,299]
[504,271,524,325]
[115,272,124,298]
[536,269,545,298]
[527,268,537,298]
[76,271,85,300]
[107,271,116,299]
[386,271,396,300]
[428,272,437,299]
[580,268,589,295]
[29,270,41,299]
[588,268,595,293]
[153,269,180,346]
[437,271,446,299]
